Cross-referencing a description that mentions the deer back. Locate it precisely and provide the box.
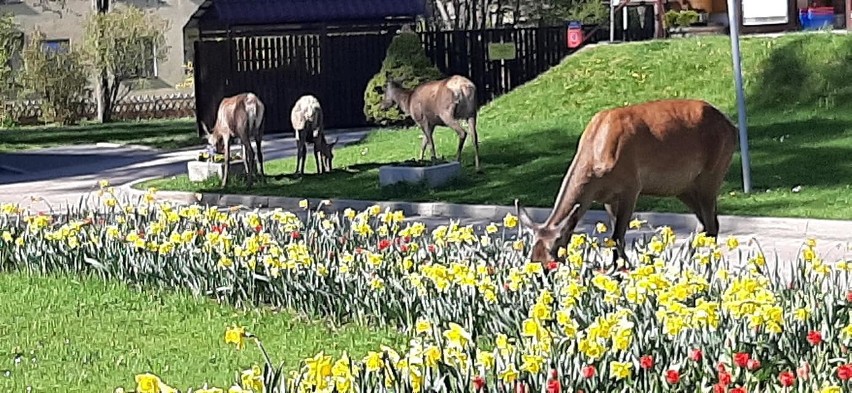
[568,99,738,198]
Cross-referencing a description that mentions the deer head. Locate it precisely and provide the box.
[200,122,223,154]
[319,136,339,172]
[378,74,403,111]
[515,199,580,263]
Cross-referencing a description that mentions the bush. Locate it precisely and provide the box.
[363,31,443,126]
[19,30,87,125]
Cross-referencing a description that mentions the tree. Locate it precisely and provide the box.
[19,30,88,125]
[0,13,21,98]
[82,6,168,123]
[363,31,443,126]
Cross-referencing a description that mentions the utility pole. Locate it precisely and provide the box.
[726,0,753,193]
[93,0,109,122]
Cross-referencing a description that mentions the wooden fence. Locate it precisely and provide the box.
[419,25,607,105]
[3,93,196,126]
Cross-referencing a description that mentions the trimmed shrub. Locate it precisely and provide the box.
[19,30,88,125]
[363,31,443,126]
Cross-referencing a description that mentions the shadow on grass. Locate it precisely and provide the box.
[0,119,200,151]
[748,34,852,111]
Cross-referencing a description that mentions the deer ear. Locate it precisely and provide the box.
[515,199,539,232]
[551,203,581,233]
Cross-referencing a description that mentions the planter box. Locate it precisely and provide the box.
[187,160,245,182]
[378,161,461,188]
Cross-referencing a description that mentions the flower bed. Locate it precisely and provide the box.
[1,183,851,393]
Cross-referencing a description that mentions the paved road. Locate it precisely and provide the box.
[0,129,371,210]
[1,129,850,271]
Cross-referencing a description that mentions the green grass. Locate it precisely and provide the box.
[144,33,852,220]
[0,272,404,392]
[0,118,201,152]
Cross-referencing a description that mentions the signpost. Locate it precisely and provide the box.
[726,0,753,194]
[487,42,517,61]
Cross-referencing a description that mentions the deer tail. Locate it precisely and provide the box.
[244,94,261,134]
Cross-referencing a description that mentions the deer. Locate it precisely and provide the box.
[201,92,266,188]
[290,95,338,175]
[378,74,482,172]
[515,98,738,269]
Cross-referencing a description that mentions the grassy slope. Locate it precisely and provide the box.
[146,33,852,219]
[0,272,403,392]
[0,118,200,152]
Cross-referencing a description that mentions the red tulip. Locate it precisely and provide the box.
[712,383,727,393]
[546,379,561,393]
[718,371,732,386]
[665,370,680,385]
[689,348,703,362]
[581,365,596,379]
[473,376,485,391]
[807,330,823,346]
[545,261,559,271]
[846,290,852,302]
[378,238,391,251]
[746,358,761,371]
[733,352,750,368]
[778,371,795,387]
[797,361,811,380]
[640,355,654,370]
[730,387,747,393]
[837,364,852,381]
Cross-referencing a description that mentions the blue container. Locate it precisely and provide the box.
[799,9,835,30]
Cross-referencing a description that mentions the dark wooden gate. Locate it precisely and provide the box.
[195,30,396,136]
[417,25,606,105]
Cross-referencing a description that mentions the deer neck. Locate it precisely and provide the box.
[543,161,589,229]
[393,88,414,115]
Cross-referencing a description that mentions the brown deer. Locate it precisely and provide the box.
[515,99,738,267]
[290,95,338,175]
[201,92,266,188]
[378,74,482,171]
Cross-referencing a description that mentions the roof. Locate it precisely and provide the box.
[209,0,427,26]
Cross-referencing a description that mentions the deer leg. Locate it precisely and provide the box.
[296,134,307,175]
[313,144,323,174]
[445,119,468,164]
[677,191,707,233]
[418,122,435,161]
[242,142,255,188]
[696,192,720,238]
[221,136,231,188]
[468,115,481,172]
[611,191,640,270]
[254,137,266,183]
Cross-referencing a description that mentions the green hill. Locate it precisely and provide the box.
[147,32,852,220]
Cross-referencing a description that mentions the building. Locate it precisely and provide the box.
[0,0,199,95]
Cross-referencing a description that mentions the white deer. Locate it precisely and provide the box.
[290,95,338,175]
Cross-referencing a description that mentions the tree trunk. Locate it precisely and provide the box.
[96,71,109,122]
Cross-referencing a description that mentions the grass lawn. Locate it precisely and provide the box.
[0,272,404,392]
[144,33,852,220]
[0,118,200,152]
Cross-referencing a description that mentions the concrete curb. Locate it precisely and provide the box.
[117,177,852,239]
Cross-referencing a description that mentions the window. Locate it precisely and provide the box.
[131,37,158,79]
[41,39,70,54]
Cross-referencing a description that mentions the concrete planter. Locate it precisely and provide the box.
[187,160,245,182]
[378,161,461,188]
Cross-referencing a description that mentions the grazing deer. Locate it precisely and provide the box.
[290,95,338,175]
[201,92,266,188]
[515,99,738,267]
[378,74,482,171]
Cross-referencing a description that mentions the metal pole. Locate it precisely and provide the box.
[610,0,616,42]
[726,0,753,193]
